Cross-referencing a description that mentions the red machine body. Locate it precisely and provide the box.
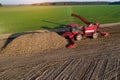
[63,13,109,48]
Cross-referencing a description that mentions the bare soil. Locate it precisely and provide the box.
[0,24,120,80]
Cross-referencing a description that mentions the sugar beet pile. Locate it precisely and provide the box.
[2,32,67,55]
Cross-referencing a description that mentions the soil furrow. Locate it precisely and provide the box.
[98,59,108,80]
[90,59,104,80]
[81,59,99,80]
[44,59,74,80]
[56,58,81,80]
[117,59,120,80]
[24,63,47,79]
[103,58,118,80]
[35,62,60,80]
[74,59,92,79]
[24,61,56,80]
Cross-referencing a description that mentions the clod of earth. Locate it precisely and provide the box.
[1,32,67,55]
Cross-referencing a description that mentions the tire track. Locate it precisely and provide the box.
[1,56,120,80]
[90,59,104,80]
[35,61,62,80]
[97,59,108,80]
[44,59,75,80]
[54,58,81,80]
[103,58,118,80]
[0,67,25,80]
[23,62,47,80]
[68,59,85,80]
[0,69,13,80]
[117,58,120,80]
[81,59,99,80]
[24,61,57,80]
[74,59,92,80]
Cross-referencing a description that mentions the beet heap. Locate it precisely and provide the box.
[2,32,67,55]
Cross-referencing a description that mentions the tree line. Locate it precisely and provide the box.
[0,3,2,6]
[32,2,109,6]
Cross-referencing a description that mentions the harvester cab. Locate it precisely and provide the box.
[68,24,79,33]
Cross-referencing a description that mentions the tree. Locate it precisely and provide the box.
[0,3,2,6]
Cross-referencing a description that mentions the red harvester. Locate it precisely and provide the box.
[63,13,109,48]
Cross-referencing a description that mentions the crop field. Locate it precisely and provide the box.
[0,25,120,79]
[0,5,120,34]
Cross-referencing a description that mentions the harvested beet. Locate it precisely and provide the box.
[2,32,67,55]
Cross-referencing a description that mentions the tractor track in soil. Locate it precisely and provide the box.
[0,24,120,80]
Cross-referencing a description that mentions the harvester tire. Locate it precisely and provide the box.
[93,32,99,39]
[76,34,82,41]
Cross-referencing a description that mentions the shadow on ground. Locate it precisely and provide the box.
[42,20,68,28]
[41,20,70,34]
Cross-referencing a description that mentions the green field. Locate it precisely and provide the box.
[0,5,120,34]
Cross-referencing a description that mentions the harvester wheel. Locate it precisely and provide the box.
[76,34,82,41]
[93,32,99,39]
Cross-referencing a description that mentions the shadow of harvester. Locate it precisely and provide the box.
[41,20,70,34]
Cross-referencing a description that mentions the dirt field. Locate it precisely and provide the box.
[0,24,120,80]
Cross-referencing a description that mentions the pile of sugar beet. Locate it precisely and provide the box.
[1,32,67,55]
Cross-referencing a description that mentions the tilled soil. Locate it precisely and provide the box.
[0,25,120,80]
